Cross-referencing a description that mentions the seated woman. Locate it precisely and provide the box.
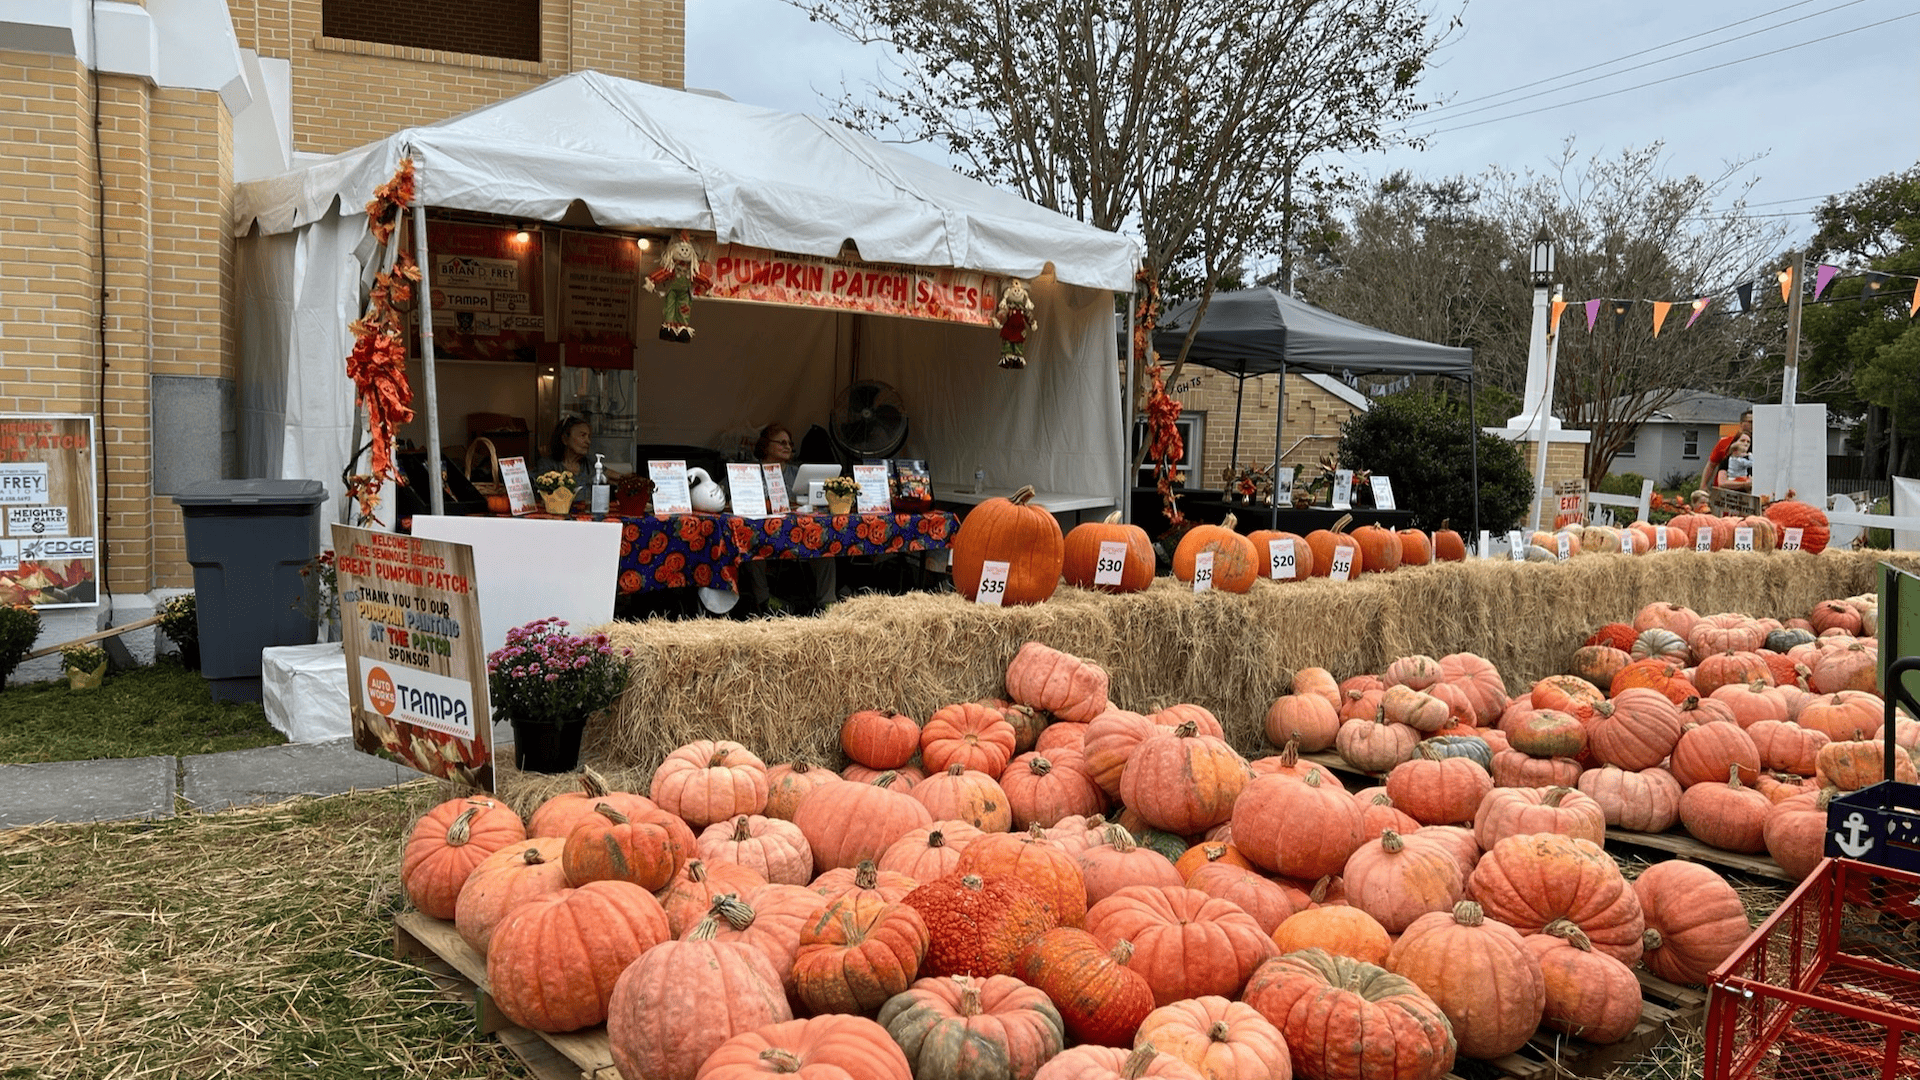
[742,423,838,615]
[535,415,627,492]
[1715,433,1753,492]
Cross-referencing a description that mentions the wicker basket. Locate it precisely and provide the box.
[464,437,510,513]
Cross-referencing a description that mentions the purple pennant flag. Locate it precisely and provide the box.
[1685,296,1713,330]
[1813,264,1840,301]
[1584,299,1603,332]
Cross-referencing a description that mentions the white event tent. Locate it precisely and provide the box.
[231,71,1142,518]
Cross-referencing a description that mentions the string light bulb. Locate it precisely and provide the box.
[513,230,531,245]
[636,237,652,251]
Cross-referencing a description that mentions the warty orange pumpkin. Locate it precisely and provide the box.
[1016,928,1156,1047]
[1173,514,1261,593]
[903,872,1058,978]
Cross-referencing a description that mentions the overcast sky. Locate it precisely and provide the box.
[687,0,1917,251]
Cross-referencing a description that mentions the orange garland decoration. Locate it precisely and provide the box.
[1135,270,1183,527]
[343,158,419,522]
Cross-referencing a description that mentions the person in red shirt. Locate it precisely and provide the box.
[1701,408,1753,490]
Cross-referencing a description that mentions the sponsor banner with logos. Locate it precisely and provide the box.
[0,414,96,608]
[419,220,545,364]
[333,524,493,791]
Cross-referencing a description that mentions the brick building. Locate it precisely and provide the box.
[1,0,684,664]
[1145,368,1370,490]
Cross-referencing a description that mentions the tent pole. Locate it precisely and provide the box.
[1468,375,1481,542]
[411,202,445,517]
[1272,364,1287,530]
[1123,282,1138,524]
[1230,374,1246,480]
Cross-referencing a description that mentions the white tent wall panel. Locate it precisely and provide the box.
[627,301,842,449]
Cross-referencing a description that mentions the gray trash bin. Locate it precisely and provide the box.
[172,480,327,702]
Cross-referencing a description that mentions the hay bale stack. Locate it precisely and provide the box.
[585,549,1917,775]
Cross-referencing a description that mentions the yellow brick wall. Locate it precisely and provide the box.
[1176,370,1359,488]
[1515,439,1591,529]
[230,0,685,157]
[100,75,157,593]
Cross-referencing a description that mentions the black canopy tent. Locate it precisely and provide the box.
[1153,287,1481,537]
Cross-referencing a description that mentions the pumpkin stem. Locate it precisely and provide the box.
[709,748,732,767]
[685,860,708,882]
[709,893,757,930]
[1011,485,1038,505]
[960,874,985,891]
[1204,843,1230,863]
[1542,787,1570,807]
[952,974,983,1016]
[1644,927,1664,951]
[592,803,631,826]
[732,816,754,842]
[1174,720,1199,738]
[1452,900,1485,926]
[1279,735,1301,767]
[1028,756,1053,776]
[519,846,547,865]
[580,767,611,798]
[1122,1044,1161,1080]
[1544,919,1593,951]
[1331,513,1352,533]
[874,771,902,789]
[1028,822,1047,840]
[839,907,868,945]
[758,1048,803,1074]
[791,760,815,774]
[444,806,482,846]
[1309,877,1330,904]
[1727,763,1744,788]
[1221,512,1239,530]
[1303,771,1324,789]
[1440,518,1451,530]
[1103,824,1138,852]
[855,860,879,890]
[947,762,968,776]
[688,915,722,941]
[1103,511,1123,524]
[1111,939,1136,965]
[1381,829,1404,853]
[927,829,946,848]
[1208,1020,1231,1043]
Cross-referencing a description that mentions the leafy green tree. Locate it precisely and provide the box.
[1336,390,1533,533]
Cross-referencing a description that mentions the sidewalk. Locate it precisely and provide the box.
[0,722,514,828]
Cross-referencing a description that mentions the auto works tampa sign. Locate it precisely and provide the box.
[333,524,494,791]
[701,242,1004,326]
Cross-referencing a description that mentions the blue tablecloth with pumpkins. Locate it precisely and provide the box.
[607,511,959,594]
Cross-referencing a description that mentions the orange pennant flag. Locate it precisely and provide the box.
[1779,266,1794,304]
[1650,301,1672,338]
[1911,278,1919,318]
[1550,299,1567,336]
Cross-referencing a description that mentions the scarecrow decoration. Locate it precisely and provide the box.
[644,231,711,342]
[994,278,1037,369]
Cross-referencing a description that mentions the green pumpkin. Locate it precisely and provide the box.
[1415,735,1494,771]
[1130,827,1190,863]
[1765,627,1815,653]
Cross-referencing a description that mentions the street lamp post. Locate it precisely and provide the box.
[1524,229,1559,531]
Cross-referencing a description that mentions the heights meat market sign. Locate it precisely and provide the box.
[702,242,1005,326]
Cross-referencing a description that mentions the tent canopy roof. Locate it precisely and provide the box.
[233,71,1140,291]
[1155,287,1474,380]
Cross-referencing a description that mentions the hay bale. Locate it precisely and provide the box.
[583,550,1920,775]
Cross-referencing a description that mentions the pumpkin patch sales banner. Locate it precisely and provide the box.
[0,414,97,609]
[701,242,1004,326]
[333,524,494,791]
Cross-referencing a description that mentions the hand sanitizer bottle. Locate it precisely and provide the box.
[590,454,610,515]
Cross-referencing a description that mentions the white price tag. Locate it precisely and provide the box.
[1621,530,1636,554]
[1328,545,1355,581]
[1369,476,1395,510]
[1556,533,1571,561]
[1191,550,1215,592]
[1508,529,1527,561]
[1273,467,1294,504]
[1656,526,1669,551]
[1479,530,1493,559]
[500,457,535,515]
[1733,526,1754,552]
[1695,526,1713,551]
[1782,526,1804,551]
[727,463,768,517]
[1267,537,1298,580]
[1332,470,1353,510]
[853,463,893,514]
[648,460,692,515]
[975,560,1011,606]
[1093,540,1129,586]
[762,464,790,513]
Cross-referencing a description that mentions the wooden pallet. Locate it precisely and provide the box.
[394,911,622,1080]
[1297,751,1795,883]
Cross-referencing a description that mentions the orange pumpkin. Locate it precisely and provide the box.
[1001,750,1107,830]
[957,823,1089,929]
[527,769,658,839]
[656,858,768,936]
[840,709,921,770]
[1006,641,1112,723]
[1383,746,1492,826]
[950,485,1065,605]
[1262,693,1341,753]
[1468,833,1645,965]
[699,884,831,999]
[1016,928,1156,1047]
[1342,829,1465,934]
[1397,528,1433,566]
[454,838,570,955]
[1076,825,1186,905]
[1174,514,1261,593]
[1240,950,1457,1080]
[810,858,919,905]
[792,772,935,872]
[921,702,1019,778]
[1035,1045,1207,1080]
[1633,859,1752,985]
[605,915,793,1080]
[401,796,528,921]
[562,802,695,892]
[911,763,1014,832]
[1764,788,1838,880]
[1232,771,1367,881]
[878,820,983,881]
[1085,884,1278,1005]
[1063,512,1155,593]
[1587,689,1685,771]
[1246,528,1316,582]
[1816,736,1919,790]
[1185,863,1306,937]
[1135,996,1292,1080]
[791,894,931,1015]
[1272,904,1392,967]
[649,739,770,829]
[1386,900,1545,1060]
[763,761,843,821]
[1524,920,1643,1045]
[877,974,1065,1080]
[1304,514,1364,580]
[1349,522,1403,574]
[487,880,672,1033]
[1118,721,1252,834]
[1431,520,1467,562]
[1676,764,1770,853]
[1764,498,1830,553]
[700,1015,912,1080]
[696,814,814,886]
[1576,764,1682,833]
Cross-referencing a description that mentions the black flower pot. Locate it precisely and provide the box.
[511,717,588,773]
[178,641,201,671]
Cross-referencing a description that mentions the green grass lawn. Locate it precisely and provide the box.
[0,660,288,764]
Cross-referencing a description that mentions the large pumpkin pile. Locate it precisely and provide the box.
[394,632,1816,1079]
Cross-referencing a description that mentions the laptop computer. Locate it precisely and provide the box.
[790,463,843,509]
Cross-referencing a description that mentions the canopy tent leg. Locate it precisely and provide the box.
[1468,375,1481,543]
[1229,373,1246,478]
[1123,281,1138,524]
[411,202,445,517]
[1272,364,1288,530]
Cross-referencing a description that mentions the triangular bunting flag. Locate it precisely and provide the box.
[1584,299,1603,332]
[1863,271,1890,306]
[1550,299,1568,336]
[1911,279,1919,318]
[1814,263,1839,301]
[1685,296,1713,329]
[1736,282,1754,313]
[1650,301,1672,337]
[1779,265,1793,304]
[1611,299,1632,332]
